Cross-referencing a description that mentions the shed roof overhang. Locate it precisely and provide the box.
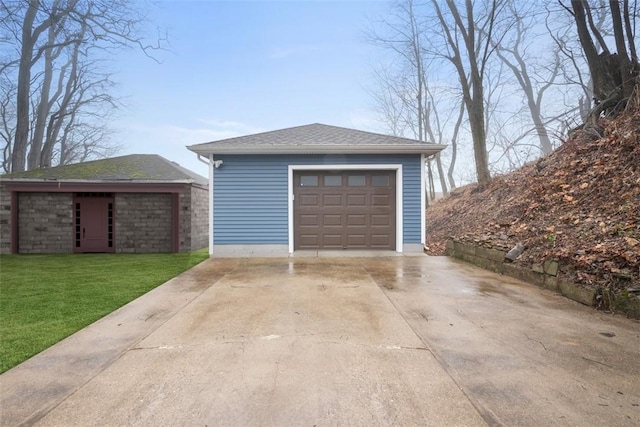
[1,179,199,193]
[187,144,447,156]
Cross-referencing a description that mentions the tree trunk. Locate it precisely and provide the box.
[427,159,436,201]
[41,27,85,167]
[435,153,448,195]
[609,0,635,99]
[530,103,553,154]
[28,23,59,170]
[440,0,492,186]
[11,0,39,173]
[447,101,463,190]
[467,79,491,185]
[571,1,623,105]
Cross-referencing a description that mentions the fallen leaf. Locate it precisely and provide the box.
[625,237,639,247]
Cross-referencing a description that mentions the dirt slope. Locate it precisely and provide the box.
[425,102,640,300]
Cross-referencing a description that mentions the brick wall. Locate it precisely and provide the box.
[179,191,191,252]
[189,186,209,251]
[177,186,208,252]
[1,186,206,254]
[0,183,11,254]
[115,193,172,253]
[18,192,73,253]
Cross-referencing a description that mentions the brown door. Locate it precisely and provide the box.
[74,193,114,253]
[294,171,396,250]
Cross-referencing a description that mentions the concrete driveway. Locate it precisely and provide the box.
[1,256,639,426]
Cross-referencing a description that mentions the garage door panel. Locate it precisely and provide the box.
[323,194,343,206]
[346,194,366,207]
[299,194,319,207]
[371,214,390,226]
[347,214,366,226]
[323,214,342,226]
[294,170,395,250]
[371,234,392,247]
[298,235,319,248]
[299,214,319,226]
[371,194,390,206]
[322,234,343,247]
[346,234,367,246]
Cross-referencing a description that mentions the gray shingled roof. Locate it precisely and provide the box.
[1,154,207,186]
[188,123,446,155]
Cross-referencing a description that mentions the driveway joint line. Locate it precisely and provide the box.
[367,265,504,427]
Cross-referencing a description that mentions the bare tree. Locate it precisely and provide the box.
[0,0,166,173]
[367,0,457,196]
[0,74,15,172]
[10,0,42,173]
[423,94,452,193]
[563,0,639,120]
[494,1,561,155]
[545,11,594,124]
[429,0,507,186]
[447,100,464,189]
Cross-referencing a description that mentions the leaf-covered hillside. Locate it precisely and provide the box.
[425,100,640,297]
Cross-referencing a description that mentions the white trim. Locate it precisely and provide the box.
[420,154,426,246]
[287,166,294,253]
[208,154,214,256]
[287,164,404,254]
[396,167,403,251]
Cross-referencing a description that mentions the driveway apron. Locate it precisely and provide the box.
[1,256,639,426]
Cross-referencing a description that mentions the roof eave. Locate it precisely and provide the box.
[0,178,197,184]
[187,144,447,156]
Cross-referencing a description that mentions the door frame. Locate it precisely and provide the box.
[288,164,403,254]
[72,193,115,253]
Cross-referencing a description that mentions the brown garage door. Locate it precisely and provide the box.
[294,170,396,250]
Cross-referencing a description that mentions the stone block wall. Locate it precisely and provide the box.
[179,191,191,252]
[446,239,640,318]
[177,186,208,252]
[1,186,207,254]
[446,239,596,306]
[0,183,10,254]
[115,193,172,253]
[189,186,208,251]
[18,192,73,253]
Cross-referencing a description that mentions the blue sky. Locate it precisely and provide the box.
[113,0,389,176]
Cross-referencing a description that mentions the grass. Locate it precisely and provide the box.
[0,250,208,374]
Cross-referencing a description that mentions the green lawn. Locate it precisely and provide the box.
[0,250,208,374]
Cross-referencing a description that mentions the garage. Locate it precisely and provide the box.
[294,170,396,250]
[187,123,446,257]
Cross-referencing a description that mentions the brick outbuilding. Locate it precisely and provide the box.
[0,154,208,254]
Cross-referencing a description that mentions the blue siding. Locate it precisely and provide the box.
[402,157,422,243]
[212,154,422,245]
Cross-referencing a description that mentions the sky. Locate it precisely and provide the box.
[112,0,390,177]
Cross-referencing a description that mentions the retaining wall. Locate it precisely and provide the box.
[446,239,639,319]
